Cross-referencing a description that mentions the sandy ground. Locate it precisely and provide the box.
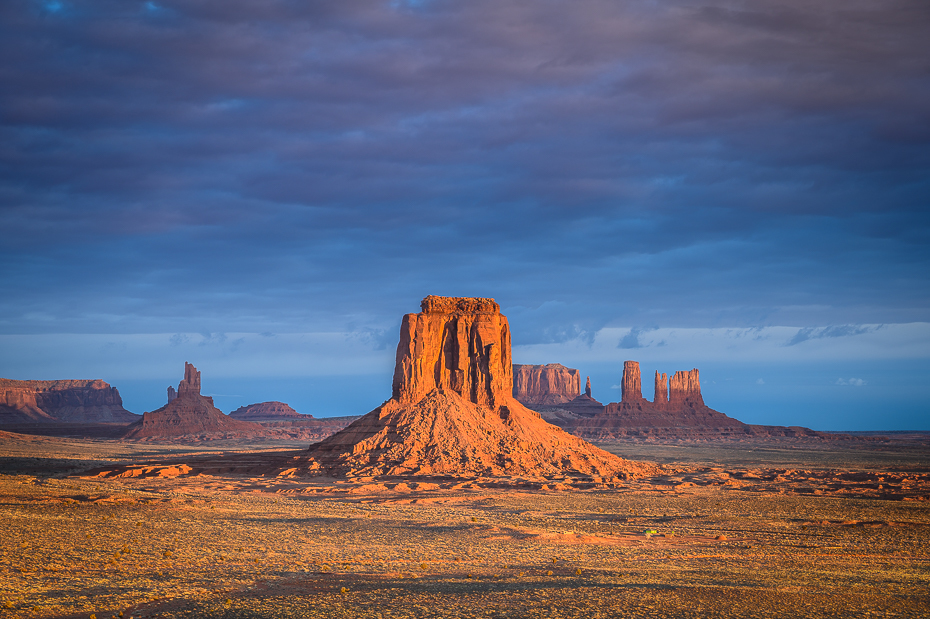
[1,433,928,618]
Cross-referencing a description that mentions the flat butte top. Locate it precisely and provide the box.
[419,296,501,315]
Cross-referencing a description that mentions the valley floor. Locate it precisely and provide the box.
[0,434,928,618]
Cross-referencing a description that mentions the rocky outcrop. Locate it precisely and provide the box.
[122,363,262,440]
[513,363,581,406]
[167,386,177,403]
[621,360,644,403]
[0,378,137,423]
[565,361,821,441]
[669,369,703,406]
[229,401,306,421]
[654,371,668,406]
[392,296,512,410]
[284,296,652,479]
[511,365,604,418]
[177,362,201,397]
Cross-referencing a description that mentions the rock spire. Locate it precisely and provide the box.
[654,371,668,406]
[177,362,201,397]
[123,363,261,440]
[620,360,643,402]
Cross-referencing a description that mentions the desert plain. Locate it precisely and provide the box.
[2,432,928,619]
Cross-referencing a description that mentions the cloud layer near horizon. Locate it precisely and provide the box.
[2,0,928,340]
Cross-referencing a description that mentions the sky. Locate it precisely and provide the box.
[1,0,928,430]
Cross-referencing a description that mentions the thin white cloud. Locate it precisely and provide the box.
[836,378,866,387]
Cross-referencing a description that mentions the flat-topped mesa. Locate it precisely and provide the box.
[177,362,201,398]
[393,295,512,409]
[620,361,644,403]
[0,378,137,423]
[513,363,580,406]
[669,369,703,406]
[654,371,669,406]
[167,386,177,403]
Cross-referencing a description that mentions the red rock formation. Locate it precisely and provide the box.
[0,380,57,423]
[654,371,668,406]
[670,369,704,406]
[513,363,581,406]
[122,363,261,440]
[167,386,177,403]
[286,296,652,479]
[229,401,308,421]
[561,361,821,440]
[585,376,592,397]
[0,378,137,423]
[621,360,644,402]
[177,362,201,397]
[392,296,511,409]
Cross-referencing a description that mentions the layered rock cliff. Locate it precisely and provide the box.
[286,296,652,479]
[512,363,581,406]
[122,363,261,440]
[392,296,512,409]
[0,378,137,423]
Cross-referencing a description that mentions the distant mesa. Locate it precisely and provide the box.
[285,296,652,479]
[513,363,581,406]
[513,364,604,418]
[122,363,262,440]
[0,378,138,424]
[229,401,309,421]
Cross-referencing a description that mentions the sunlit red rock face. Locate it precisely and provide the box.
[513,363,580,406]
[122,363,261,440]
[289,296,652,479]
[0,378,137,423]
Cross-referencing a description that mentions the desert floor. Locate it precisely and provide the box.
[1,433,928,618]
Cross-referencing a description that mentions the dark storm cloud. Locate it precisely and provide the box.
[1,0,928,337]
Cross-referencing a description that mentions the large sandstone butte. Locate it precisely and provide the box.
[286,296,651,479]
[122,363,262,440]
[572,361,822,440]
[0,378,138,424]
